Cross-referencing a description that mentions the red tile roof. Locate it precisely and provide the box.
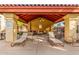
[0,4,78,23]
[0,4,79,7]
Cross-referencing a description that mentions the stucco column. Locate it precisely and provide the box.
[3,13,17,42]
[64,14,79,43]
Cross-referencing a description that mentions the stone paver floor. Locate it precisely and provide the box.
[0,34,79,55]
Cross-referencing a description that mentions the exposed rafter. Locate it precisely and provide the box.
[16,13,66,23]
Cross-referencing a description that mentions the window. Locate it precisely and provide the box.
[0,14,5,32]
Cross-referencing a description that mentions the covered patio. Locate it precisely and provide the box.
[0,4,79,54]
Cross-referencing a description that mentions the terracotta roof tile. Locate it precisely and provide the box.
[0,4,78,7]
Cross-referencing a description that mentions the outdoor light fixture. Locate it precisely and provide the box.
[39,24,42,29]
[39,17,43,29]
[40,18,45,22]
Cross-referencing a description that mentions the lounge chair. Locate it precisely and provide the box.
[11,33,28,47]
[48,32,64,47]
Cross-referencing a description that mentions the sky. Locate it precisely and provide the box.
[0,0,79,4]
